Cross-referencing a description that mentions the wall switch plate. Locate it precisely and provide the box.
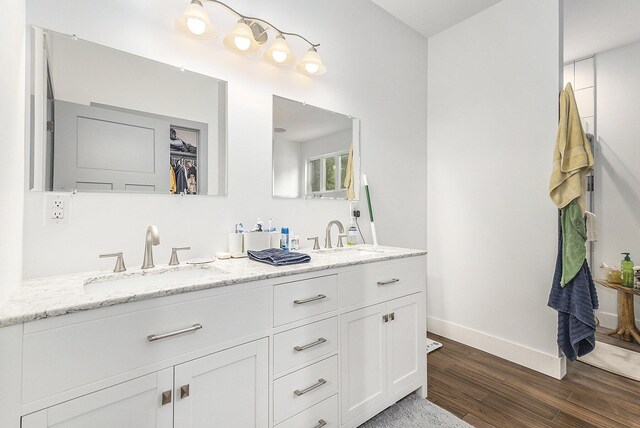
[45,194,71,225]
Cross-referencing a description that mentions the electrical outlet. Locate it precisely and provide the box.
[45,194,71,225]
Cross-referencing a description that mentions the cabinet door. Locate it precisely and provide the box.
[173,338,268,428]
[387,294,421,396]
[21,369,173,428]
[340,303,387,424]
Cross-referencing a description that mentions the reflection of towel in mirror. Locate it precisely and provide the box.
[343,144,355,200]
[549,83,594,214]
[584,211,598,242]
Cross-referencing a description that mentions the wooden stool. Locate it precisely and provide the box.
[595,280,640,344]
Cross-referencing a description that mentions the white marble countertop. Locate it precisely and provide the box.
[0,245,426,328]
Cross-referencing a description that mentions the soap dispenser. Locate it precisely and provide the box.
[621,253,634,288]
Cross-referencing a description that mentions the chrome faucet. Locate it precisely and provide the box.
[142,225,160,269]
[324,220,345,249]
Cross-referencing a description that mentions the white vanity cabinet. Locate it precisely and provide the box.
[21,369,174,428]
[1,251,426,428]
[22,339,268,428]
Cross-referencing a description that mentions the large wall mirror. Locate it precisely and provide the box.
[29,28,227,196]
[272,96,360,200]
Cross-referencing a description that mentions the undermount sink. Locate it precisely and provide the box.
[312,245,389,255]
[84,264,230,294]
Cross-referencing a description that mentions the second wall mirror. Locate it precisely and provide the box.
[272,96,360,200]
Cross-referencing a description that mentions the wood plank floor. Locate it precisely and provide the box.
[426,333,640,428]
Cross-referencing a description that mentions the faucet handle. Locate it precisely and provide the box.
[337,234,347,248]
[99,252,126,273]
[307,237,320,250]
[169,247,191,266]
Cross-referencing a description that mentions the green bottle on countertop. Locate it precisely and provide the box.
[621,253,634,288]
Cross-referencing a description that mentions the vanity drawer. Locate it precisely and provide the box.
[339,257,425,308]
[274,275,338,326]
[273,356,338,424]
[22,286,270,406]
[274,317,337,375]
[276,394,338,428]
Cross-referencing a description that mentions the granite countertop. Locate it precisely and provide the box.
[0,245,426,328]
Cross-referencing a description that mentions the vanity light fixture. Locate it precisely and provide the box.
[175,0,326,75]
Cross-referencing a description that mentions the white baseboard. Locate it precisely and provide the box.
[428,316,566,379]
[596,310,640,330]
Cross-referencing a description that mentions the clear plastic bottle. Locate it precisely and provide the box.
[347,217,358,246]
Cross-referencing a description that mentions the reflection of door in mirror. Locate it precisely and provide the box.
[30,28,227,196]
[564,0,640,380]
[272,96,360,200]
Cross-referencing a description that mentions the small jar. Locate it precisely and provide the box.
[605,267,622,284]
[290,235,300,251]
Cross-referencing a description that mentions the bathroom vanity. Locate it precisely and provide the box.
[0,247,426,428]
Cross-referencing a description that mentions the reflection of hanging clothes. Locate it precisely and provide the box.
[170,166,177,194]
[174,164,188,194]
[187,175,197,194]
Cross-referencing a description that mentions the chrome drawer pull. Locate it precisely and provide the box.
[294,378,326,396]
[377,278,400,286]
[294,337,327,352]
[294,294,326,305]
[147,323,203,342]
[161,390,172,406]
[313,419,327,428]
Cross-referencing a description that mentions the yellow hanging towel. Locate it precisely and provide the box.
[343,144,355,200]
[549,83,594,214]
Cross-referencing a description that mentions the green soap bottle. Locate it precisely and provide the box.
[621,253,635,288]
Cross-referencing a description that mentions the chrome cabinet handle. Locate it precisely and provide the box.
[180,384,190,399]
[161,390,172,405]
[294,337,327,352]
[294,378,326,396]
[313,419,327,428]
[294,294,326,304]
[377,278,400,286]
[383,314,389,323]
[389,312,395,321]
[147,323,202,342]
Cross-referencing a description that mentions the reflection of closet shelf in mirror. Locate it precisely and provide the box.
[170,151,197,158]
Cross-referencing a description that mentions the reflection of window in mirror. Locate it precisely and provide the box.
[307,150,348,197]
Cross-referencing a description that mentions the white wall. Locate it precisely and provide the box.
[427,0,564,377]
[22,0,428,278]
[0,1,25,302]
[593,40,640,327]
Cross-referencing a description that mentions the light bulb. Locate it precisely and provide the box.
[272,50,288,64]
[234,36,251,51]
[186,17,206,35]
[305,62,320,74]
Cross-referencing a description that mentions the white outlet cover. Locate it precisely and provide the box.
[45,193,71,225]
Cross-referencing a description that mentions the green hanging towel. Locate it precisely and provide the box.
[561,200,587,286]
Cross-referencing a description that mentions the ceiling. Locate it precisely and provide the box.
[273,97,352,143]
[371,0,502,38]
[564,0,640,61]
